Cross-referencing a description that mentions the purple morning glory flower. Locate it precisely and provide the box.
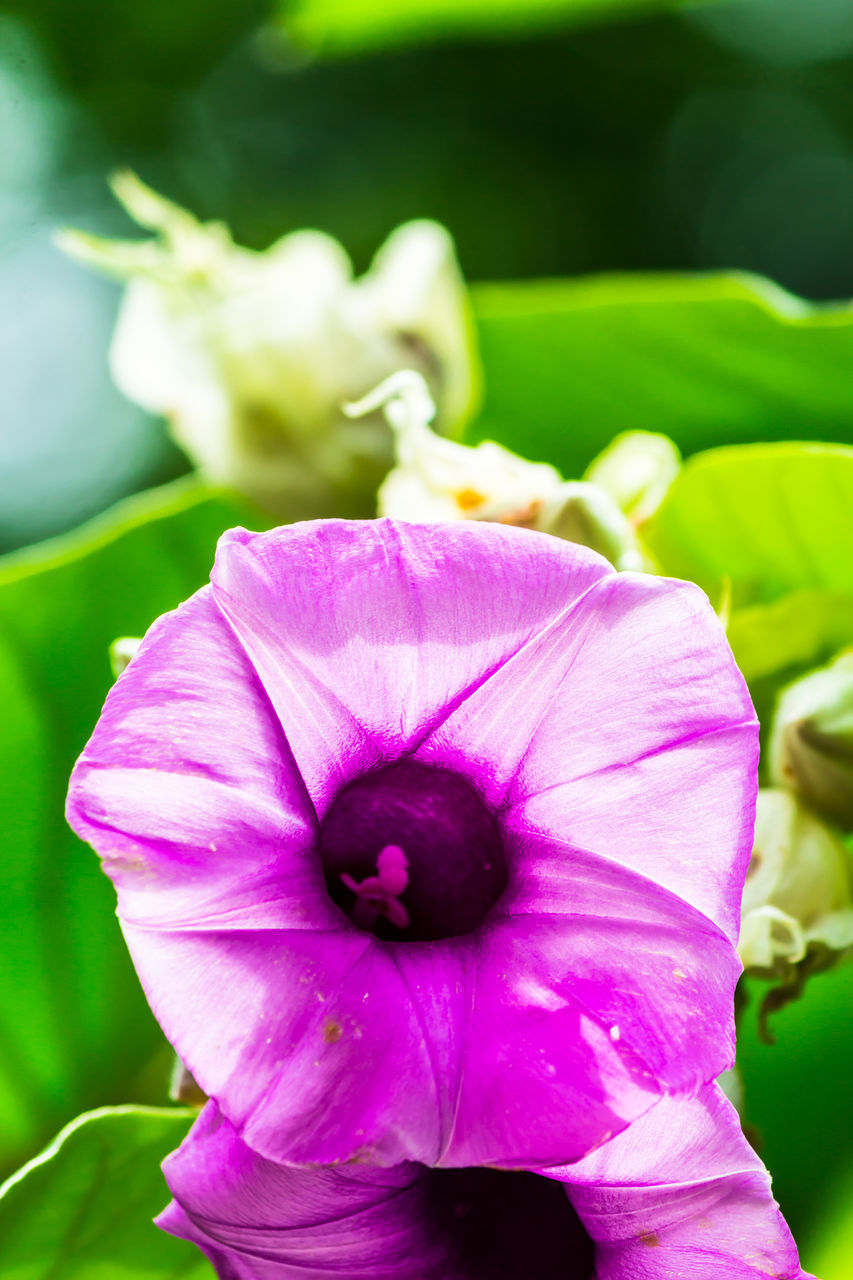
[156,1086,810,1279]
[67,520,757,1169]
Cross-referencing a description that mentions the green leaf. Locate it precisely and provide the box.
[728,590,853,684]
[643,442,853,606]
[0,1106,208,1279]
[0,478,260,1176]
[283,0,693,56]
[469,274,853,479]
[807,1152,853,1280]
[738,963,853,1272]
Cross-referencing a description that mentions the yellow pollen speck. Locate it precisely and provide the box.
[673,969,687,980]
[455,487,486,511]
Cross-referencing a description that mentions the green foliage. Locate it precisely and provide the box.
[738,962,853,1273]
[2,265,852,1270]
[470,275,853,479]
[645,442,853,603]
[643,442,853,684]
[728,592,853,684]
[283,0,691,55]
[808,1153,853,1280]
[0,479,259,1177]
[0,1106,207,1279]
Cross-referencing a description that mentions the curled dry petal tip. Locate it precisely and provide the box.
[343,369,437,432]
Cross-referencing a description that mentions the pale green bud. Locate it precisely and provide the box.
[57,174,478,519]
[584,430,681,524]
[536,481,644,572]
[109,636,141,679]
[769,649,853,831]
[739,788,853,972]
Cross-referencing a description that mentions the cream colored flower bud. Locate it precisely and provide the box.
[739,788,853,972]
[57,173,478,519]
[768,650,853,831]
[584,430,681,524]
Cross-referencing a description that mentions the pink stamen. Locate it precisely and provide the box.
[341,845,410,930]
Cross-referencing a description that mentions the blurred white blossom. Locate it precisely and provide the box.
[58,172,478,517]
[361,371,562,524]
[739,788,853,971]
[355,371,643,570]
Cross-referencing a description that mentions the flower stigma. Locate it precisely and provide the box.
[320,760,508,942]
[340,844,411,931]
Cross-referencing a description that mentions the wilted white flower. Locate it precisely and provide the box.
[57,172,478,518]
[359,371,642,569]
[355,371,561,524]
[739,788,853,972]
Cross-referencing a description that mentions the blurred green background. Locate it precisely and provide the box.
[7,0,853,549]
[2,0,853,1274]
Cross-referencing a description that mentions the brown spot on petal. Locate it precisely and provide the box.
[323,1020,343,1044]
[640,1233,660,1248]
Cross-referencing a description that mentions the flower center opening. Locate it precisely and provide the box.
[319,761,508,942]
[430,1167,594,1279]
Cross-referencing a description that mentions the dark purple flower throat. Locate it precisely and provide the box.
[320,761,508,941]
[428,1168,594,1279]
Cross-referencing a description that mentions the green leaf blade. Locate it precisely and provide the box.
[0,1106,208,1279]
[0,479,261,1176]
[283,0,695,57]
[644,443,853,606]
[469,274,853,478]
